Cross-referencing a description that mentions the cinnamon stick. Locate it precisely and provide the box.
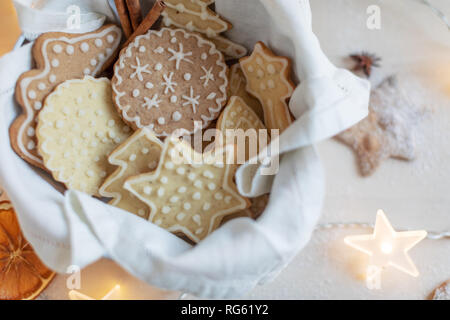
[122,0,166,48]
[114,0,133,38]
[126,0,143,31]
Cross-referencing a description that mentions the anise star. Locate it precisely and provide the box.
[350,52,381,77]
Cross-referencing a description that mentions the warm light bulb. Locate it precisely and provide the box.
[380,242,393,254]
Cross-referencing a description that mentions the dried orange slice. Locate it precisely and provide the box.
[0,201,54,300]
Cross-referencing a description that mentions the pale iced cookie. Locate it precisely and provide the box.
[99,129,163,220]
[124,137,250,243]
[112,28,228,136]
[228,64,264,120]
[336,76,419,176]
[161,0,231,38]
[240,42,295,132]
[431,280,450,300]
[36,77,132,196]
[217,96,267,162]
[208,35,247,61]
[11,25,122,170]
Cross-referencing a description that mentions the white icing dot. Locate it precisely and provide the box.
[257,69,264,78]
[63,151,70,159]
[184,73,191,81]
[256,57,263,65]
[225,196,232,204]
[62,106,70,115]
[193,215,201,225]
[157,187,165,197]
[132,89,140,97]
[160,176,168,184]
[215,192,223,200]
[155,219,162,226]
[195,228,204,235]
[170,196,179,203]
[49,74,56,83]
[267,64,276,74]
[82,131,90,139]
[27,127,35,137]
[51,59,60,67]
[176,167,185,175]
[38,83,46,91]
[107,35,114,43]
[203,170,214,179]
[171,37,177,44]
[145,82,154,89]
[94,156,100,162]
[108,130,116,139]
[201,53,208,60]
[86,170,94,177]
[268,79,275,89]
[90,92,98,99]
[28,90,36,99]
[98,53,106,61]
[89,120,96,127]
[108,120,115,127]
[170,96,178,103]
[53,44,62,54]
[206,92,216,100]
[34,102,42,110]
[66,45,74,55]
[72,138,79,146]
[148,161,157,169]
[96,109,104,116]
[154,63,163,71]
[176,213,186,221]
[208,183,216,190]
[158,117,165,125]
[203,203,211,211]
[129,154,137,161]
[247,66,254,73]
[172,111,182,121]
[95,39,103,47]
[192,192,201,200]
[194,180,203,188]
[144,186,152,195]
[165,162,174,169]
[27,141,35,150]
[74,162,81,168]
[178,186,187,194]
[154,47,164,54]
[90,59,97,66]
[188,173,196,181]
[84,68,91,75]
[184,203,191,210]
[162,206,171,214]
[138,209,146,216]
[80,42,89,53]
[139,46,146,53]
[77,110,85,117]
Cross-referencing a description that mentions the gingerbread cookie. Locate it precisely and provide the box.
[124,136,250,243]
[37,77,132,196]
[336,76,419,176]
[228,64,264,120]
[221,194,269,225]
[99,129,163,219]
[431,280,450,300]
[240,42,295,132]
[11,25,122,169]
[112,28,228,136]
[161,0,231,37]
[217,96,267,162]
[208,35,247,61]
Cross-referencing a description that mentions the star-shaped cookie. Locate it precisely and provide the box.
[337,76,419,176]
[124,136,250,243]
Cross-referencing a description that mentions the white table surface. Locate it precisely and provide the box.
[40,0,450,300]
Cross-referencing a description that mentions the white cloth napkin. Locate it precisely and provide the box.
[0,0,370,298]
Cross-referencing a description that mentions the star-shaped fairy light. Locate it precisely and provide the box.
[345,210,427,278]
[68,284,121,300]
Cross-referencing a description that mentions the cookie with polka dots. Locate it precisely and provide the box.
[99,129,163,220]
[240,42,295,133]
[216,96,268,162]
[36,77,132,196]
[124,136,250,243]
[11,25,122,170]
[112,28,228,136]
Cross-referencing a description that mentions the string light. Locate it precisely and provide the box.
[69,284,121,300]
[344,210,427,278]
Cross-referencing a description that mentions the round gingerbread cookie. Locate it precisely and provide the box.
[112,28,228,136]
